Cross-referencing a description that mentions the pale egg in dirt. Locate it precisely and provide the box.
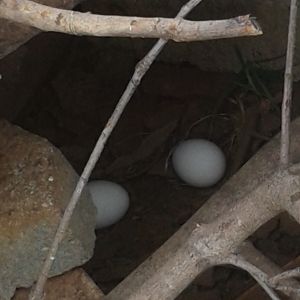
[172,139,226,187]
[87,180,130,229]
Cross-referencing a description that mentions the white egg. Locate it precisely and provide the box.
[172,139,226,187]
[87,180,129,229]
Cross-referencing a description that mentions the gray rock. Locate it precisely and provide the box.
[0,120,96,300]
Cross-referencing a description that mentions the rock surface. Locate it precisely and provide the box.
[13,268,103,300]
[0,120,96,300]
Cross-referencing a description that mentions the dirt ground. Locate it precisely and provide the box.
[1,31,300,299]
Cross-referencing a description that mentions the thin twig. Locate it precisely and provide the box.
[268,268,300,297]
[29,0,204,299]
[222,254,300,299]
[270,267,300,285]
[280,0,298,167]
[274,285,300,297]
[238,241,300,299]
[221,254,281,300]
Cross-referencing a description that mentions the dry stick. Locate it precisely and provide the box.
[274,285,300,297]
[271,267,300,285]
[223,235,300,299]
[224,243,300,299]
[237,241,300,299]
[0,0,261,41]
[280,0,298,167]
[271,282,300,297]
[220,254,281,300]
[29,0,204,299]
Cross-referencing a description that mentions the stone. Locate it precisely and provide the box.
[0,120,96,300]
[13,268,104,300]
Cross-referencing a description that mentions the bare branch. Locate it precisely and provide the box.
[105,115,300,300]
[280,0,298,167]
[105,168,298,300]
[268,267,300,297]
[225,254,300,299]
[271,267,300,285]
[29,0,205,299]
[274,285,300,297]
[221,254,281,300]
[281,165,300,223]
[0,0,262,41]
[237,241,300,299]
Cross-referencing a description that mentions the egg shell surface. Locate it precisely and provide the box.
[172,139,226,187]
[87,180,129,229]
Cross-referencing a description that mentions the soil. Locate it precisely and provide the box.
[1,30,300,299]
